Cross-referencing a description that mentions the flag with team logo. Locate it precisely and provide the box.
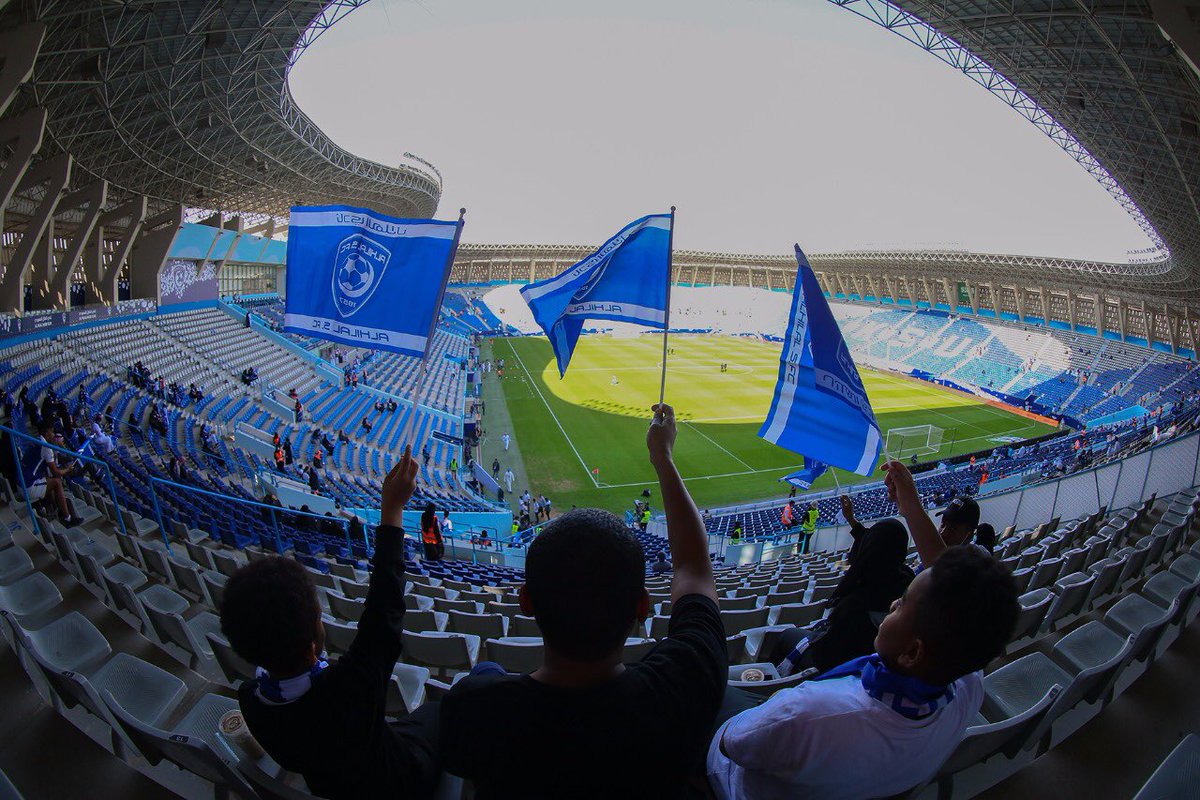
[781,456,829,489]
[284,205,463,357]
[759,246,882,476]
[519,213,673,376]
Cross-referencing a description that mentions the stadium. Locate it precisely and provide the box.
[0,0,1198,797]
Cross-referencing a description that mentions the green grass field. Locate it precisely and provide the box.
[482,334,1058,513]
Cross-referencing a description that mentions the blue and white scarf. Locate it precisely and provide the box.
[254,657,330,705]
[812,654,955,720]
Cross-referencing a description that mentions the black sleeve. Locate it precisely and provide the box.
[637,594,727,731]
[341,524,406,683]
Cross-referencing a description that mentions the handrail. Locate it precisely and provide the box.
[2,422,131,540]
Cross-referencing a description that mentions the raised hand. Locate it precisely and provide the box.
[647,403,677,468]
[381,445,419,528]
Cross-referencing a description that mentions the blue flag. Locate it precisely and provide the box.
[781,456,829,490]
[519,213,672,376]
[759,246,882,475]
[284,205,461,357]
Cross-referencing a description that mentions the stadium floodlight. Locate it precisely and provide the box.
[884,424,944,459]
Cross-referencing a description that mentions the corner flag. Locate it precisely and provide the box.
[781,456,829,490]
[284,205,463,358]
[759,245,882,476]
[519,213,673,376]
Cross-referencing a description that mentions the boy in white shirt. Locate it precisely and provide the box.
[707,460,1019,800]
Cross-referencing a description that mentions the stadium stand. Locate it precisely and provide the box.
[2,0,1199,794]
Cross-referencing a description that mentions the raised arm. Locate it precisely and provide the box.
[647,404,717,603]
[882,460,945,566]
[344,446,418,675]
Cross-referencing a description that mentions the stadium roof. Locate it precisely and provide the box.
[832,0,1200,302]
[0,0,441,221]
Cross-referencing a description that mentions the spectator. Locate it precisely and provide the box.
[441,510,454,539]
[974,523,997,554]
[651,551,673,573]
[347,515,365,545]
[708,461,1019,799]
[422,445,431,467]
[917,496,981,568]
[308,465,321,494]
[23,416,82,525]
[313,449,323,470]
[167,454,185,484]
[220,448,439,799]
[770,517,913,675]
[361,416,373,433]
[420,503,443,561]
[90,415,115,454]
[283,437,294,466]
[440,403,726,796]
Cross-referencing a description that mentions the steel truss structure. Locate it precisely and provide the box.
[0,0,441,313]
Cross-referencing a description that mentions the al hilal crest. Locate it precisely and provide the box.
[332,233,392,318]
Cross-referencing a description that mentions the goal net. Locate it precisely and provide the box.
[885,424,944,459]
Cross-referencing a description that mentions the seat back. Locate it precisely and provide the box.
[401,630,476,672]
[1118,543,1151,587]
[168,559,207,602]
[182,537,216,568]
[1013,588,1053,638]
[936,685,1061,782]
[402,609,444,633]
[433,598,480,614]
[622,638,657,662]
[771,602,825,628]
[484,637,544,673]
[322,619,357,655]
[104,689,261,798]
[719,607,770,636]
[100,569,147,629]
[327,591,365,622]
[1085,557,1124,610]
[1028,558,1063,591]
[211,550,242,578]
[510,614,541,637]
[207,632,256,686]
[202,571,227,609]
[1045,573,1096,630]
[446,610,506,639]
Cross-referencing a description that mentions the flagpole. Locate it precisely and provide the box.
[658,206,676,405]
[400,208,467,454]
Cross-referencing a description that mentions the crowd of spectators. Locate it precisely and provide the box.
[220,407,1021,798]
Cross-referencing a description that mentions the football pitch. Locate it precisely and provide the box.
[483,335,1058,513]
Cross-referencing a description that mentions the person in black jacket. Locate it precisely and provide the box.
[219,446,439,799]
[439,404,727,797]
[771,518,914,675]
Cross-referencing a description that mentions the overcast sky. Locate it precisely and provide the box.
[290,0,1153,262]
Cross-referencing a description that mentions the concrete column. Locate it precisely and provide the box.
[129,204,183,301]
[39,180,107,309]
[4,152,70,311]
[86,196,147,304]
[0,23,45,118]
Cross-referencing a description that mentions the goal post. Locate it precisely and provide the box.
[884,424,944,459]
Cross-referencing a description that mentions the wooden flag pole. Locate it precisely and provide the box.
[658,206,676,406]
[400,208,467,453]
